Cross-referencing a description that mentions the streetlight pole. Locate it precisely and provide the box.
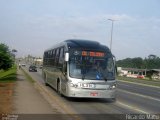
[108,19,115,52]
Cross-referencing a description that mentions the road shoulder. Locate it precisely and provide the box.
[12,69,60,114]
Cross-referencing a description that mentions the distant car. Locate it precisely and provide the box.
[21,64,26,67]
[137,75,144,79]
[29,65,37,72]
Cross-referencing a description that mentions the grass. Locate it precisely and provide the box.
[0,65,17,82]
[117,76,160,87]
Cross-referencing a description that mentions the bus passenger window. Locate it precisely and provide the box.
[59,48,64,67]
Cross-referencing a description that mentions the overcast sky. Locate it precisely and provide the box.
[0,0,160,60]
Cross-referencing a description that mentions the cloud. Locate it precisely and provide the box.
[1,13,160,59]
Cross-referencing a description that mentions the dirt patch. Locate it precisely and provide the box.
[0,82,15,113]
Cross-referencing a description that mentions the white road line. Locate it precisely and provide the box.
[116,101,149,114]
[118,89,160,102]
[119,84,130,87]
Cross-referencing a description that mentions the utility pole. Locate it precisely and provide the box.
[108,19,115,52]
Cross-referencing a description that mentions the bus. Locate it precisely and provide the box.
[42,39,117,99]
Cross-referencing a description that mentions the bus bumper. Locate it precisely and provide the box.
[66,88,116,99]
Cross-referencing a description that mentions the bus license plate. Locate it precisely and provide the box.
[90,92,98,96]
[80,83,95,88]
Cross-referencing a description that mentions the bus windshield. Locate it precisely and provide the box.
[69,50,115,80]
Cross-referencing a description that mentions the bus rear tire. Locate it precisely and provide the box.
[111,98,116,102]
[45,82,49,86]
[57,82,62,96]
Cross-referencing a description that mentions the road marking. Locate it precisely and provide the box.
[116,101,149,114]
[118,89,160,102]
[118,80,160,89]
[119,84,130,87]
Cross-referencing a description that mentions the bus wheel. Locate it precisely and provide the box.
[111,98,116,102]
[45,81,49,86]
[57,82,62,96]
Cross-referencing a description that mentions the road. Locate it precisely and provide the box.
[22,65,160,120]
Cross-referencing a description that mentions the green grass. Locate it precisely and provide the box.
[0,65,17,82]
[117,76,160,87]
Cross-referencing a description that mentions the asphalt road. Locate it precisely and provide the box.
[22,66,160,120]
[117,81,160,113]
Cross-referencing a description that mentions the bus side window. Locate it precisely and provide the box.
[46,51,49,66]
[52,49,55,66]
[59,47,64,67]
[55,49,60,66]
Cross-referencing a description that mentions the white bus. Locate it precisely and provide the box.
[42,39,117,99]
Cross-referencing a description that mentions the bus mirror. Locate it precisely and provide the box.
[65,53,69,62]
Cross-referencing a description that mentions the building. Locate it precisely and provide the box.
[117,67,148,79]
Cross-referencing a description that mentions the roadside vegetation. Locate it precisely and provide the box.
[0,43,17,82]
[116,54,160,69]
[0,43,17,113]
[0,65,17,82]
[0,66,17,113]
[0,43,16,70]
[116,54,160,84]
[117,76,160,87]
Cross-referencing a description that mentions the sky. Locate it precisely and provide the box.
[0,0,160,60]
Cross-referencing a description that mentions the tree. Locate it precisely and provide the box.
[116,55,160,69]
[0,43,13,70]
[116,58,134,68]
[132,57,143,69]
[148,54,157,59]
[146,54,160,69]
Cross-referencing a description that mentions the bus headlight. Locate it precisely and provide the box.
[70,83,74,87]
[69,83,78,88]
[109,84,117,89]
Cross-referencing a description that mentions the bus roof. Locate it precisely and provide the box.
[45,39,110,52]
[65,39,110,51]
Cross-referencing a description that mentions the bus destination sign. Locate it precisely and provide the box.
[82,51,105,57]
